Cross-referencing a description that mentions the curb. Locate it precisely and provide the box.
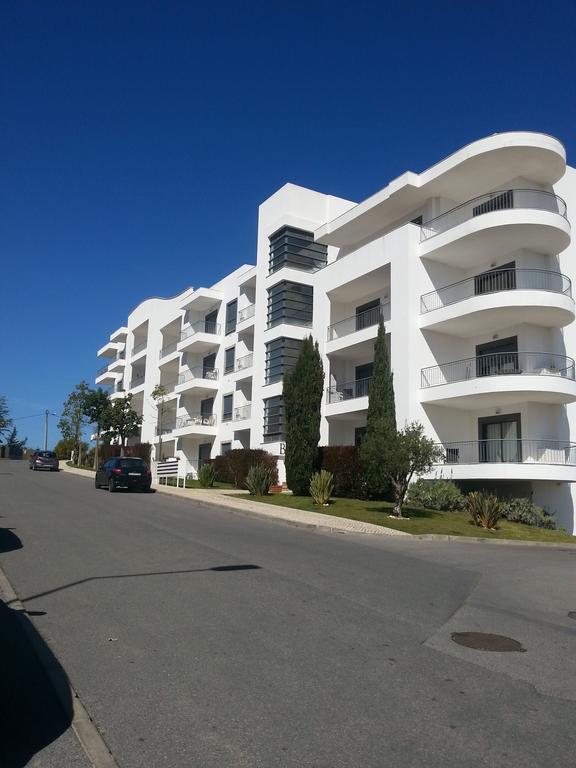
[58,463,576,548]
[0,566,120,768]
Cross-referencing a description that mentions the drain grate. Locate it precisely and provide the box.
[451,632,526,652]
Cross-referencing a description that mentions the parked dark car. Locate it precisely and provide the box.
[95,457,152,492]
[29,450,59,471]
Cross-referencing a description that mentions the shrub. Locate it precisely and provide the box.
[245,463,274,496]
[406,479,466,511]
[500,497,555,529]
[310,470,333,506]
[197,463,216,488]
[319,446,365,498]
[467,491,501,530]
[213,449,278,489]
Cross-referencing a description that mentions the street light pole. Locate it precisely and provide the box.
[43,410,56,451]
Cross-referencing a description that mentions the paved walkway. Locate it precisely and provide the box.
[60,463,408,537]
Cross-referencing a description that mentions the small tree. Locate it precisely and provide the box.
[102,394,142,456]
[385,422,444,518]
[0,395,12,443]
[58,381,91,466]
[360,316,396,497]
[283,336,324,495]
[6,426,27,449]
[54,437,78,459]
[83,388,111,469]
[151,384,168,461]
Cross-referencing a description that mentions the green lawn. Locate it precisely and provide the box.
[234,493,575,543]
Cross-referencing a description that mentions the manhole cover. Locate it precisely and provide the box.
[568,611,576,621]
[451,632,526,652]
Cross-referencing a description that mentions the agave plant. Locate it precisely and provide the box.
[467,490,501,530]
[309,470,333,506]
[245,463,274,496]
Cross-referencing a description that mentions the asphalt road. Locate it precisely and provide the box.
[1,461,575,768]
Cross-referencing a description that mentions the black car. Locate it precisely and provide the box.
[95,457,152,492]
[29,450,59,471]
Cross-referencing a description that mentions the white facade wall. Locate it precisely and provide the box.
[96,132,576,534]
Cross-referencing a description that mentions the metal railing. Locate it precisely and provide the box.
[179,319,221,342]
[421,189,568,241]
[159,340,179,359]
[327,376,372,403]
[420,269,572,314]
[96,363,110,376]
[421,352,575,388]
[177,366,219,385]
[132,340,147,356]
[436,439,576,466]
[235,353,253,372]
[327,302,391,341]
[162,380,178,394]
[175,414,217,430]
[130,371,145,388]
[233,404,252,421]
[238,304,256,323]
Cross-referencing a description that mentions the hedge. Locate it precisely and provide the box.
[212,449,278,489]
[318,446,364,498]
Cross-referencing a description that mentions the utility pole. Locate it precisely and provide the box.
[44,410,49,450]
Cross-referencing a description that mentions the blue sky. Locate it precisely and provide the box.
[2,0,576,448]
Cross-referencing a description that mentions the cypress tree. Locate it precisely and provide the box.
[283,335,324,495]
[360,316,396,497]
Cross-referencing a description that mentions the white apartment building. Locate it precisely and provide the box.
[96,132,576,534]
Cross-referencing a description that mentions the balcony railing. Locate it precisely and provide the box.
[420,189,567,242]
[238,304,256,323]
[327,302,391,341]
[96,363,110,376]
[159,340,179,359]
[436,440,576,466]
[179,319,221,342]
[420,269,572,314]
[327,376,371,404]
[132,341,147,356]
[233,404,252,421]
[162,380,178,394]
[130,371,145,388]
[176,414,217,429]
[235,353,253,372]
[177,366,219,385]
[421,352,575,388]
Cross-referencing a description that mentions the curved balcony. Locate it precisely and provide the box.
[420,189,570,266]
[419,269,574,335]
[434,439,576,482]
[421,352,576,408]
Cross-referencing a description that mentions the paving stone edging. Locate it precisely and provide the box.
[59,463,576,547]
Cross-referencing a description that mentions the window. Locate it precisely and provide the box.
[269,226,327,274]
[267,280,313,328]
[476,337,518,377]
[473,190,514,217]
[221,442,232,455]
[225,346,235,374]
[265,337,303,384]
[478,414,521,463]
[474,261,516,296]
[354,427,367,446]
[263,396,284,442]
[355,299,380,331]
[222,394,233,422]
[225,300,237,335]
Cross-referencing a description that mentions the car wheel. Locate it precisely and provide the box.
[94,477,100,489]
[33,465,37,471]
[108,478,116,493]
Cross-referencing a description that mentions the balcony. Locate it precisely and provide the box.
[95,366,121,385]
[419,189,570,267]
[326,302,391,357]
[159,340,179,360]
[325,377,371,419]
[421,352,576,408]
[132,340,147,357]
[129,371,146,390]
[232,352,253,378]
[434,439,576,482]
[175,366,219,395]
[177,319,221,353]
[233,404,252,422]
[237,304,256,325]
[419,269,574,335]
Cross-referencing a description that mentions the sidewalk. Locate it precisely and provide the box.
[60,462,408,537]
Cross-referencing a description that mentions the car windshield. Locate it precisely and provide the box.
[118,459,146,470]
[38,451,56,458]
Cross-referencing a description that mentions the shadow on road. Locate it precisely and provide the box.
[0,598,74,768]
[0,527,23,553]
